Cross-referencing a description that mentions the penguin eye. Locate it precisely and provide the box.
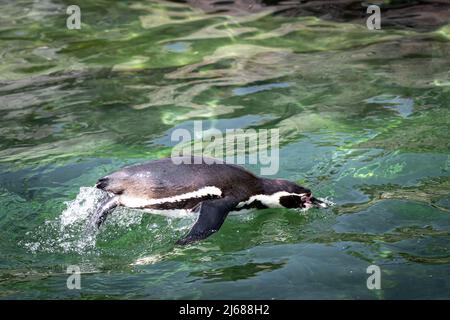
[279,195,302,208]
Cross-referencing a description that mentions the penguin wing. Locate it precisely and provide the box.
[176,197,238,245]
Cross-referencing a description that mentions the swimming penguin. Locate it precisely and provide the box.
[90,156,326,245]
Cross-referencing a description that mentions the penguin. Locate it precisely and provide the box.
[90,156,327,245]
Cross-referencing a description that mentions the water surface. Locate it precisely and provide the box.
[0,0,449,299]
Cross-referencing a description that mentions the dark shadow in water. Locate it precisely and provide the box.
[346,177,450,214]
[174,0,450,31]
[190,261,285,282]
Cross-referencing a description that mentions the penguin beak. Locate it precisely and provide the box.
[310,196,327,208]
[301,193,327,209]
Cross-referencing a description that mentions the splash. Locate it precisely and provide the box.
[22,187,106,254]
[22,187,197,255]
[317,197,335,207]
[23,187,140,254]
[60,187,106,227]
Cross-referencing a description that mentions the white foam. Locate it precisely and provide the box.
[316,197,335,208]
[132,254,165,265]
[60,186,106,227]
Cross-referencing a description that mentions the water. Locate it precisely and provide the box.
[0,0,449,299]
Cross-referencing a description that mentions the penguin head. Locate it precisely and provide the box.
[268,179,326,209]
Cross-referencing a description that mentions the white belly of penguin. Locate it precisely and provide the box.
[142,208,194,218]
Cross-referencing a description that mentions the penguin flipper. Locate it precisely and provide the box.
[88,196,119,230]
[176,197,237,245]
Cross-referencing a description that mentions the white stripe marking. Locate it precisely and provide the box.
[237,191,306,209]
[119,186,222,208]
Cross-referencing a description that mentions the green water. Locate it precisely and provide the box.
[1,0,450,299]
